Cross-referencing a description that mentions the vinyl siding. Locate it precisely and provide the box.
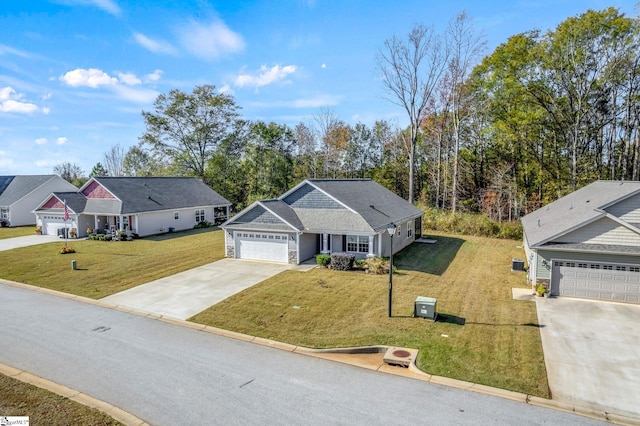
[535,249,640,279]
[555,217,640,246]
[605,193,640,223]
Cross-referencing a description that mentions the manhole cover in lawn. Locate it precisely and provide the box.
[392,349,411,358]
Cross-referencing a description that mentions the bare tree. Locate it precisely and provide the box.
[103,144,126,176]
[377,24,448,203]
[313,107,342,178]
[446,11,486,212]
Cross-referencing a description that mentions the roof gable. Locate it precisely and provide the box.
[283,183,345,210]
[522,180,640,247]
[0,175,59,205]
[553,216,640,247]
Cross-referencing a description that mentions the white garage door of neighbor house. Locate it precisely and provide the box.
[236,232,288,263]
[43,216,66,236]
[552,260,640,304]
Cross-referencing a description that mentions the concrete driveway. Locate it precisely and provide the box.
[0,234,60,251]
[100,258,314,320]
[536,297,640,418]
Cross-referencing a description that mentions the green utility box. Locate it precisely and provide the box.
[414,296,437,320]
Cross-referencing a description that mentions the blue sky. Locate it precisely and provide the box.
[0,0,636,176]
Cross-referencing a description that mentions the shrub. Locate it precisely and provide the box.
[418,206,523,240]
[194,220,213,229]
[330,252,355,271]
[366,257,389,274]
[316,254,331,267]
[354,259,367,269]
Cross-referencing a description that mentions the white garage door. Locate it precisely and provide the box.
[235,232,288,263]
[42,215,66,236]
[552,260,640,304]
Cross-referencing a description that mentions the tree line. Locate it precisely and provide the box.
[56,6,640,220]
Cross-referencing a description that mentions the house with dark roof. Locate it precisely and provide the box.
[221,179,424,264]
[522,180,640,304]
[33,177,231,238]
[0,175,77,227]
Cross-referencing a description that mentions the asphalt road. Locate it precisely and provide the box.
[0,284,604,426]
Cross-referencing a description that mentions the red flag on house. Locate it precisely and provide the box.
[64,199,69,221]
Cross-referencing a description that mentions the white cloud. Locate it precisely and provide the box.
[177,19,245,61]
[0,87,39,114]
[117,72,141,86]
[133,32,177,55]
[111,85,159,104]
[235,65,298,89]
[60,0,121,16]
[321,63,326,69]
[56,137,68,145]
[35,138,48,145]
[144,69,163,82]
[247,94,341,109]
[61,68,118,88]
[0,43,33,59]
[218,84,233,95]
[42,107,51,115]
[42,92,52,100]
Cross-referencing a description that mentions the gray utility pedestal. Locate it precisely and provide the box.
[414,296,437,320]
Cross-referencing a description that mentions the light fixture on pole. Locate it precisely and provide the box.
[387,222,396,318]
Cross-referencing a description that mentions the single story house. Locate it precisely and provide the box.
[221,178,424,264]
[34,176,231,238]
[522,180,640,304]
[0,175,77,227]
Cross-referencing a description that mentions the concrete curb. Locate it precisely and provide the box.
[3,278,640,426]
[0,362,149,426]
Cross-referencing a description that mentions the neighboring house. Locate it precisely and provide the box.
[33,176,231,238]
[522,180,640,304]
[0,175,77,227]
[222,179,424,264]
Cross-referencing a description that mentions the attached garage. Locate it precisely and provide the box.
[551,260,640,304]
[42,215,66,236]
[235,231,289,263]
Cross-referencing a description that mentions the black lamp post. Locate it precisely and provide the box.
[387,222,396,318]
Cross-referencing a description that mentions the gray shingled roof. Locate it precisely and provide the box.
[0,175,56,206]
[259,199,304,229]
[91,177,231,214]
[225,179,423,234]
[52,192,87,213]
[306,179,423,232]
[521,180,640,247]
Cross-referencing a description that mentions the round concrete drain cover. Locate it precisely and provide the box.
[392,349,411,358]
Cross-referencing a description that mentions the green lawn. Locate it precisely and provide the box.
[0,228,225,298]
[190,233,549,397]
[0,226,35,239]
[0,228,548,397]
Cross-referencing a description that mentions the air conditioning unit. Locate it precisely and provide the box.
[512,258,524,271]
[414,296,437,320]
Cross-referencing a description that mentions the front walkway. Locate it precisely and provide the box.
[536,297,640,418]
[100,258,315,320]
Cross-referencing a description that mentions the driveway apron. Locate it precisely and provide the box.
[536,297,640,418]
[100,258,307,320]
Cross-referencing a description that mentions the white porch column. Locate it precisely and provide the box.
[94,216,99,232]
[367,235,375,258]
[134,215,139,233]
[321,233,330,253]
[119,215,124,231]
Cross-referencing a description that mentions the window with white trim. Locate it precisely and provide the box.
[407,220,413,238]
[195,209,205,222]
[346,235,369,253]
[0,208,7,219]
